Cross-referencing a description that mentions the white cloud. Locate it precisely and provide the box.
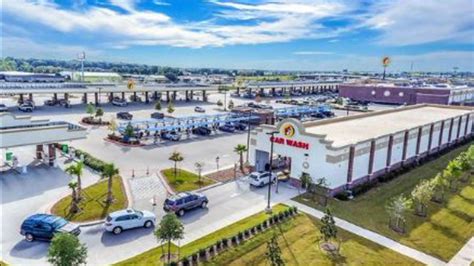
[1,0,351,48]
[153,0,170,6]
[365,0,474,45]
[293,51,334,55]
[2,36,104,60]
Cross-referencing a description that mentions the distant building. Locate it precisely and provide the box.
[339,83,474,106]
[0,71,65,83]
[60,71,122,83]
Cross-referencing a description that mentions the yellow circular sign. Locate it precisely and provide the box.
[127,79,135,90]
[282,124,295,138]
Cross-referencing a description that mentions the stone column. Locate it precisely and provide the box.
[427,123,434,152]
[53,93,58,101]
[145,91,149,103]
[28,93,33,101]
[464,114,470,137]
[36,145,44,160]
[402,130,409,165]
[202,90,207,102]
[185,90,189,101]
[456,116,462,140]
[153,91,158,101]
[448,118,454,144]
[386,135,394,169]
[166,91,170,102]
[94,92,99,106]
[438,120,445,149]
[109,92,114,102]
[415,127,422,156]
[173,91,177,101]
[64,93,69,102]
[83,93,88,104]
[368,140,375,176]
[48,144,56,166]
[133,92,137,101]
[19,93,24,104]
[121,92,125,100]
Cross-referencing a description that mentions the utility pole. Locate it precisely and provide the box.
[246,110,252,163]
[78,51,86,82]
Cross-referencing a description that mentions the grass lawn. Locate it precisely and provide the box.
[51,176,128,222]
[115,204,288,266]
[206,213,421,266]
[0,261,7,266]
[162,168,215,192]
[294,142,474,262]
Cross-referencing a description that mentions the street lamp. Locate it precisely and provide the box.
[265,130,279,213]
[246,110,252,163]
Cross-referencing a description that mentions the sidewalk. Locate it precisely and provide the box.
[448,237,474,266]
[287,200,446,266]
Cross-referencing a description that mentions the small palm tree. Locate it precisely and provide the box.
[167,102,175,114]
[102,163,119,204]
[195,162,204,187]
[169,151,184,180]
[108,117,118,136]
[234,144,248,174]
[95,108,104,123]
[68,181,80,214]
[65,162,84,200]
[155,101,162,111]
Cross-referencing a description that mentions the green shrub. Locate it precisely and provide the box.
[74,149,106,173]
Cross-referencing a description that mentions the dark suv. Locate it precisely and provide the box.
[163,192,208,216]
[192,126,212,136]
[20,214,80,242]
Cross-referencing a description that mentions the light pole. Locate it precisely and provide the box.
[216,156,220,172]
[265,130,278,213]
[246,110,252,163]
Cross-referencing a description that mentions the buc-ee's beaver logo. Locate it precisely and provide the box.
[282,124,295,138]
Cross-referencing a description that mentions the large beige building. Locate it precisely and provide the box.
[249,104,473,194]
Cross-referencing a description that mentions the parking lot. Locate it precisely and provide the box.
[1,90,397,265]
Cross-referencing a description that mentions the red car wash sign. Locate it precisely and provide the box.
[270,123,310,150]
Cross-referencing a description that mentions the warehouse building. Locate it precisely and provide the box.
[339,83,474,105]
[249,104,473,194]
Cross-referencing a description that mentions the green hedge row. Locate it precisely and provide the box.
[74,149,106,173]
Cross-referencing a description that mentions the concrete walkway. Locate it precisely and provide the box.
[287,200,446,266]
[448,237,474,266]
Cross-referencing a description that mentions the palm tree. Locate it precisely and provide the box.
[68,181,80,214]
[194,162,204,187]
[65,162,84,200]
[234,144,247,174]
[169,151,184,180]
[103,163,119,204]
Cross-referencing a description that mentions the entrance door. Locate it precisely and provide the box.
[255,150,269,172]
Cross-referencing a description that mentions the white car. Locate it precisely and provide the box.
[248,171,277,187]
[104,209,156,235]
[112,98,128,107]
[18,103,34,112]
[0,104,8,112]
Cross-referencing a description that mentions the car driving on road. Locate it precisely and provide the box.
[194,106,205,113]
[20,214,80,242]
[248,171,277,187]
[112,98,128,107]
[105,209,156,235]
[18,103,34,112]
[117,111,133,120]
[163,192,208,216]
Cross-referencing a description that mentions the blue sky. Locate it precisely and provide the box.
[2,0,473,71]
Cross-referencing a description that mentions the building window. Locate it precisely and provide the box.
[384,90,391,97]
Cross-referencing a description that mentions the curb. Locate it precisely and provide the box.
[194,181,224,193]
[78,220,105,227]
[103,137,144,147]
[156,171,175,195]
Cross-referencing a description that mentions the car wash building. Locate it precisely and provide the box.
[249,104,473,194]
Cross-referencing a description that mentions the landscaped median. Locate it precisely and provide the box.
[115,204,419,265]
[51,176,128,222]
[294,142,474,262]
[161,168,215,192]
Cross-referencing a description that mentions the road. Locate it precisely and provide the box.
[4,172,299,265]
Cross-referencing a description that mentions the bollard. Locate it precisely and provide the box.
[132,169,135,178]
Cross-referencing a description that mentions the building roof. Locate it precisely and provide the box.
[304,105,472,147]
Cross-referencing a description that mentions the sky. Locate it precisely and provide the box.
[1,0,473,72]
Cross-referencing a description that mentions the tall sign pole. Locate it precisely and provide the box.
[382,56,390,80]
[78,51,86,82]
